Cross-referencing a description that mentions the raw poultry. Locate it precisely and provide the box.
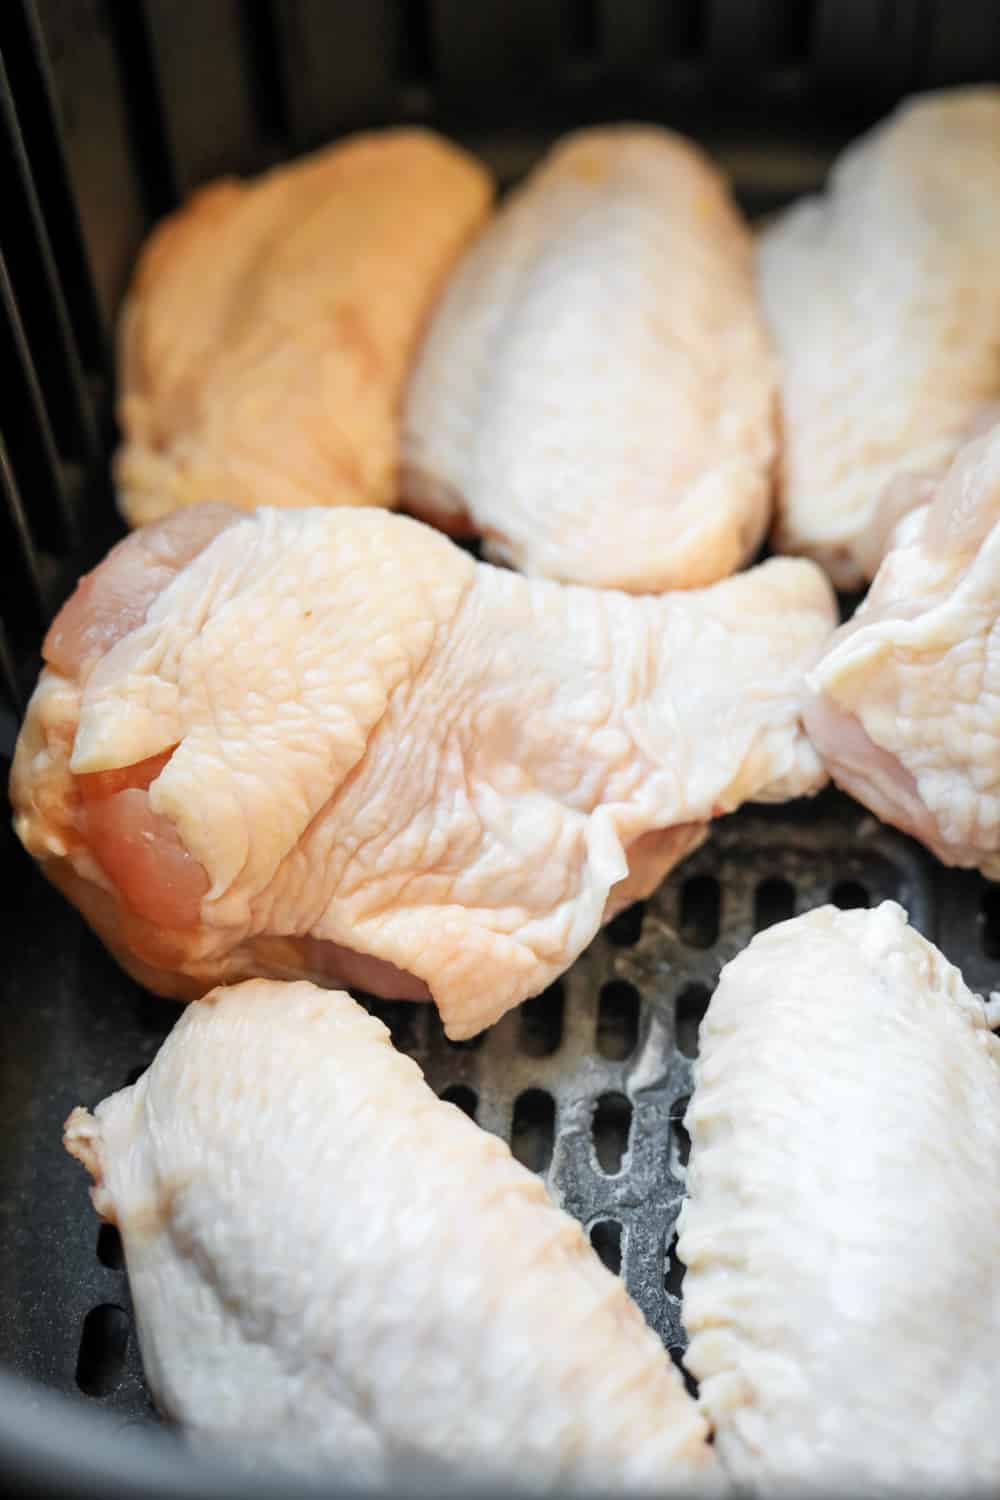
[403,125,777,592]
[678,902,1000,1492]
[115,128,493,528]
[806,418,1000,876]
[12,504,833,1037]
[64,978,718,1490]
[758,86,1000,587]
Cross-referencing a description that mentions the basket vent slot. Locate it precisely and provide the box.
[518,981,564,1057]
[680,875,720,949]
[589,1218,622,1274]
[592,1091,632,1175]
[96,1224,124,1271]
[511,1088,555,1173]
[675,984,710,1060]
[596,980,640,1061]
[75,1304,129,1397]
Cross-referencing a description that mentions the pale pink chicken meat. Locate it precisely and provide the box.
[759,87,1000,587]
[402,125,777,592]
[64,978,718,1488]
[806,419,1000,875]
[12,505,833,1037]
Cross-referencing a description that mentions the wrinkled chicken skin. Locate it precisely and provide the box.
[806,420,1000,876]
[678,903,1000,1492]
[759,87,1000,587]
[115,129,493,528]
[402,126,777,592]
[12,504,833,1037]
[65,980,717,1488]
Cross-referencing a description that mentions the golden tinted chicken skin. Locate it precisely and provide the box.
[115,128,493,528]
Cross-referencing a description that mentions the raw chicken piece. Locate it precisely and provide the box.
[115,128,493,529]
[402,126,777,592]
[805,419,1000,876]
[11,504,833,1037]
[677,901,1000,1492]
[759,87,1000,587]
[64,978,718,1488]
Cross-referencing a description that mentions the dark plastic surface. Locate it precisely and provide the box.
[1,1,999,1495]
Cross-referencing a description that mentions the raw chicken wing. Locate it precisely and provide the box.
[806,419,1000,876]
[115,129,493,528]
[402,126,777,591]
[678,902,1000,1491]
[759,87,1000,586]
[12,505,833,1036]
[64,978,717,1489]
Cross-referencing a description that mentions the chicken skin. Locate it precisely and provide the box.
[678,902,1000,1492]
[806,419,1000,877]
[115,129,493,528]
[11,505,832,1037]
[402,126,777,592]
[758,87,1000,587]
[64,979,718,1488]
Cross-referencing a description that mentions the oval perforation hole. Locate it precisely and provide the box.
[96,1224,124,1270]
[983,887,1000,959]
[675,983,710,1059]
[679,875,720,948]
[592,1092,632,1175]
[671,1096,692,1172]
[511,1089,555,1173]
[753,876,795,931]
[664,1230,685,1299]
[596,980,640,1061]
[590,1219,623,1275]
[832,879,869,911]
[441,1084,478,1120]
[75,1304,129,1396]
[518,981,564,1057]
[606,900,645,947]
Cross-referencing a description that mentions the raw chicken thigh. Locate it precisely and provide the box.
[11,505,833,1037]
[402,126,777,592]
[678,902,1000,1492]
[759,87,1000,587]
[64,978,717,1489]
[115,128,493,528]
[806,419,1000,876]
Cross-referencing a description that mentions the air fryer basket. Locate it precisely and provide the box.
[2,4,999,1497]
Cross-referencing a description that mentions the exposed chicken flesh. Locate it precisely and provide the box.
[64,978,718,1488]
[11,505,833,1037]
[677,901,1000,1492]
[115,128,493,529]
[758,87,1000,587]
[805,419,1000,876]
[402,126,777,592]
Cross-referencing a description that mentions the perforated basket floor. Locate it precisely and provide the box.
[0,785,994,1431]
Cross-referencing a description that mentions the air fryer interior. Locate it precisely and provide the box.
[1,4,999,1497]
